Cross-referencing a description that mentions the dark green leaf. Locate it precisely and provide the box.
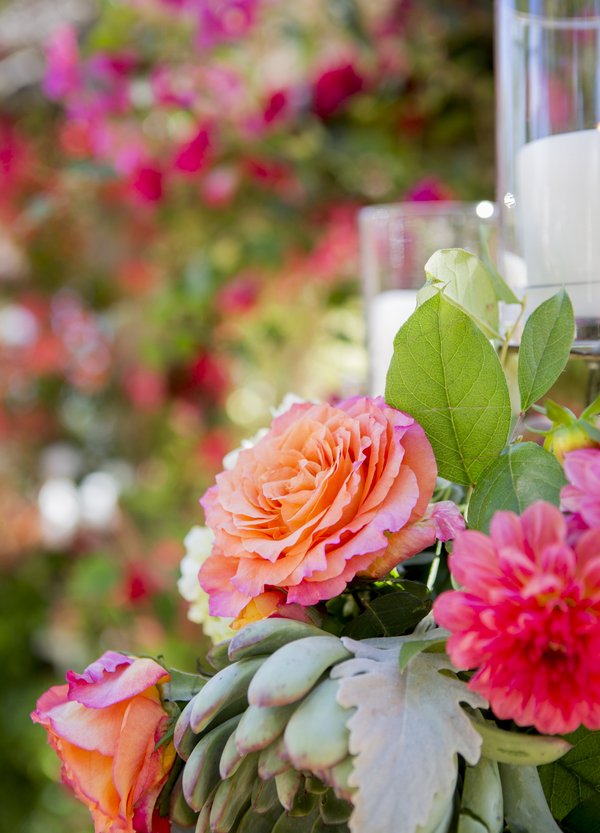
[518,290,575,412]
[560,797,600,833]
[468,442,566,532]
[342,590,432,639]
[385,294,512,485]
[540,727,600,821]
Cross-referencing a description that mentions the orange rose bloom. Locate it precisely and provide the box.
[200,397,439,623]
[31,652,175,833]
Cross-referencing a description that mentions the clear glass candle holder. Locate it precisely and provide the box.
[496,0,600,350]
[359,201,497,396]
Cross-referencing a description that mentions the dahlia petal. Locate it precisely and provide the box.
[439,499,600,734]
[489,510,524,550]
[448,531,500,595]
[520,501,567,555]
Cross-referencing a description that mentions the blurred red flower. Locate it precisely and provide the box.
[173,125,212,174]
[312,62,364,119]
[263,89,290,125]
[406,176,455,202]
[131,165,164,201]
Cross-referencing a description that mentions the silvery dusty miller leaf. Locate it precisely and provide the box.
[332,638,486,833]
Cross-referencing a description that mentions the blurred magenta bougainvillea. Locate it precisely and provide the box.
[0,0,494,830]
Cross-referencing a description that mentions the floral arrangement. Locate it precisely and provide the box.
[3,4,497,828]
[32,248,600,833]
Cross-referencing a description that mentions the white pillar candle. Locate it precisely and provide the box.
[368,289,418,396]
[517,129,600,320]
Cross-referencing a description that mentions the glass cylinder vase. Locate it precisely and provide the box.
[359,201,496,396]
[496,0,600,350]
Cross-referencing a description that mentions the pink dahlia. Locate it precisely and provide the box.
[561,447,600,530]
[200,397,441,624]
[434,501,600,734]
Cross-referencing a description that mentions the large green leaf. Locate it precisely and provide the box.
[539,727,600,821]
[418,248,500,339]
[385,294,511,486]
[468,442,567,532]
[518,289,575,412]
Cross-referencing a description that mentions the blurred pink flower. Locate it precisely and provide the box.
[131,164,164,201]
[173,125,212,174]
[124,366,166,411]
[306,205,358,283]
[43,25,81,100]
[263,89,290,125]
[189,351,230,401]
[434,501,600,734]
[199,397,437,622]
[200,165,239,206]
[151,66,197,108]
[312,62,364,119]
[195,0,261,49]
[85,53,134,116]
[561,448,600,530]
[0,120,29,199]
[217,273,260,313]
[406,176,455,202]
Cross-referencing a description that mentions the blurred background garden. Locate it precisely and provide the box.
[0,0,494,829]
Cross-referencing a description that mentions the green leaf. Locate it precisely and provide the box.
[582,392,600,420]
[419,248,501,339]
[539,727,600,821]
[518,289,575,412]
[342,590,432,640]
[581,421,600,443]
[545,399,577,426]
[163,669,206,702]
[561,796,600,833]
[468,442,567,532]
[398,632,448,672]
[385,294,511,486]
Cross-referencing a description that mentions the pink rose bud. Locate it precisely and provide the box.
[31,652,175,833]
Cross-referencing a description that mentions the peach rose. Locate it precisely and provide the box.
[31,652,175,833]
[200,396,439,622]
